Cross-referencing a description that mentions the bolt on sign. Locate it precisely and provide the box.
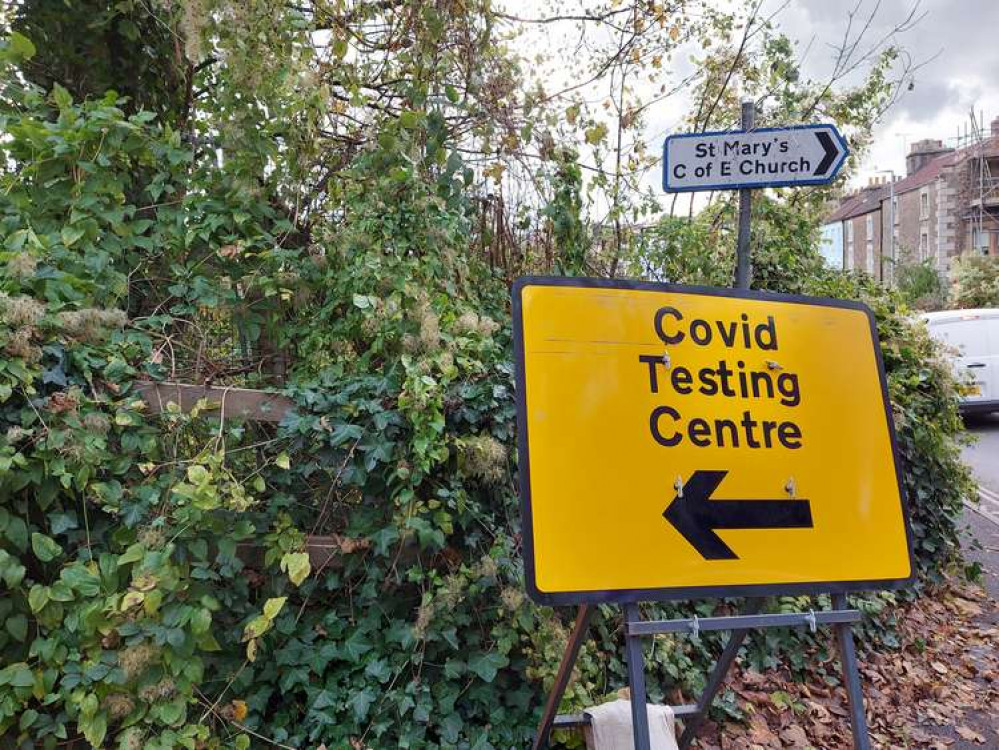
[513,277,913,604]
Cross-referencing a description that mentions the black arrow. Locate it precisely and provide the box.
[814,130,840,176]
[663,470,813,560]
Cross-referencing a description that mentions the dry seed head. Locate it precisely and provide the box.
[413,601,435,639]
[4,426,30,443]
[501,587,525,612]
[180,0,207,61]
[455,311,480,335]
[57,308,128,343]
[476,555,499,580]
[82,412,111,435]
[7,253,37,280]
[0,294,44,327]
[118,642,160,681]
[418,305,441,352]
[3,328,41,363]
[476,315,499,336]
[139,678,177,702]
[459,435,507,484]
[119,728,143,750]
[138,526,167,550]
[102,693,135,720]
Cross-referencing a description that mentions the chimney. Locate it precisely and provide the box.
[906,138,952,175]
[992,116,999,137]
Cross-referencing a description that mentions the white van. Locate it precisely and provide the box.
[922,308,999,414]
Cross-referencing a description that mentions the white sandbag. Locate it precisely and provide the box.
[583,698,679,750]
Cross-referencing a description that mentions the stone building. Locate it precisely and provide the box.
[823,178,889,277]
[823,116,999,283]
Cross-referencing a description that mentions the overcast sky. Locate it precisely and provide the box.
[782,0,999,185]
[511,0,999,206]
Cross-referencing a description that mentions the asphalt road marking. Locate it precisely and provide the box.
[969,484,999,527]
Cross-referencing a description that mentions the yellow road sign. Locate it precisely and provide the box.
[513,277,912,604]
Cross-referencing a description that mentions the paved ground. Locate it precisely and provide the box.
[939,412,999,749]
[961,412,999,605]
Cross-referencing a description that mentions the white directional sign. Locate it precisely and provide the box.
[662,124,848,193]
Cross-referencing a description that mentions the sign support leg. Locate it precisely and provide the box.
[735,100,756,290]
[531,605,595,750]
[623,603,653,750]
[677,598,765,749]
[831,593,872,750]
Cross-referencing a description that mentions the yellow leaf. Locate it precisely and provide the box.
[281,552,311,587]
[120,591,144,611]
[232,700,248,721]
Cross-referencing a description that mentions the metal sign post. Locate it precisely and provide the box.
[530,599,871,750]
[735,101,755,290]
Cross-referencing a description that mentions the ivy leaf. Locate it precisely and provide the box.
[190,608,212,635]
[4,516,28,552]
[312,689,336,710]
[118,543,145,565]
[30,533,62,563]
[27,585,49,613]
[6,614,27,642]
[0,662,35,687]
[343,629,372,663]
[280,552,310,587]
[275,452,291,470]
[0,662,34,688]
[7,31,36,60]
[467,651,508,683]
[60,224,86,248]
[61,565,100,597]
[364,658,392,683]
[0,549,26,588]
[350,688,376,721]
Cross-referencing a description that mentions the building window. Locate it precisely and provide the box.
[866,241,874,274]
[920,231,928,259]
[920,189,929,220]
[865,214,873,238]
[972,228,989,255]
[892,197,899,225]
[845,221,853,243]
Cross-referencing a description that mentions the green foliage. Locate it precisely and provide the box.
[0,3,977,748]
[542,149,589,275]
[950,254,999,309]
[897,260,948,311]
[12,0,190,123]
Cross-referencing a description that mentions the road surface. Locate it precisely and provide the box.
[960,412,999,602]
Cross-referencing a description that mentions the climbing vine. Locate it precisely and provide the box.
[0,2,974,749]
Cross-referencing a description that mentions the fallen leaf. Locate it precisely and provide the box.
[955,725,986,743]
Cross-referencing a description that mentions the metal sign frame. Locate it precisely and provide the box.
[531,594,873,750]
[513,275,915,607]
[661,122,849,193]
